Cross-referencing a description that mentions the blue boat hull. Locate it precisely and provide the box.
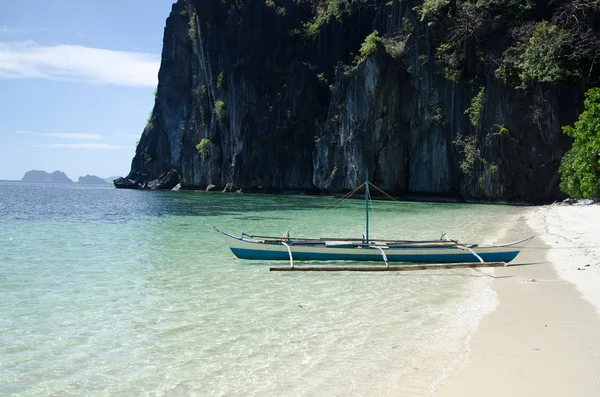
[230,247,520,263]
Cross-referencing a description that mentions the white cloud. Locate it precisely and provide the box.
[17,130,103,140]
[0,41,159,87]
[37,143,128,149]
[1,25,10,33]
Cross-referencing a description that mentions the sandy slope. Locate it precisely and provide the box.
[436,204,600,397]
[529,205,600,314]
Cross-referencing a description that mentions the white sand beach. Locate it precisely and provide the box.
[437,204,600,396]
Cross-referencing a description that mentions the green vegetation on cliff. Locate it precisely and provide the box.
[465,87,485,127]
[559,88,600,199]
[420,0,600,86]
[303,0,375,37]
[495,20,579,87]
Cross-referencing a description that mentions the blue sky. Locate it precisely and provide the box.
[0,0,175,180]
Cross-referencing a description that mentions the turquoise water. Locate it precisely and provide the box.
[0,182,529,396]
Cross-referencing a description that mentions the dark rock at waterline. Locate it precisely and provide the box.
[222,183,240,193]
[559,198,597,205]
[147,170,180,190]
[113,177,140,189]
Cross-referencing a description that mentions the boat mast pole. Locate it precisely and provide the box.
[365,169,369,244]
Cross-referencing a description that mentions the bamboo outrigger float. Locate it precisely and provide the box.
[215,171,532,271]
[269,262,508,272]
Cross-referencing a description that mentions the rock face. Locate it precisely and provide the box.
[119,0,579,202]
[78,175,107,184]
[22,170,73,183]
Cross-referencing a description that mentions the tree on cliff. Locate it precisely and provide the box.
[559,88,600,199]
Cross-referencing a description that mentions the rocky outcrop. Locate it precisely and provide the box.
[78,175,107,184]
[114,169,180,190]
[147,169,180,190]
[22,170,73,183]
[113,177,139,189]
[119,0,580,202]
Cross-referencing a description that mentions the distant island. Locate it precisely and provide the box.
[78,175,108,184]
[21,170,115,184]
[22,170,73,183]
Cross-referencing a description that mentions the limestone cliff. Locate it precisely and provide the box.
[118,0,586,202]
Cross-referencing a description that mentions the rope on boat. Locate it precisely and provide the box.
[197,243,226,255]
[367,182,400,202]
[327,182,366,210]
[281,241,294,268]
[368,183,375,217]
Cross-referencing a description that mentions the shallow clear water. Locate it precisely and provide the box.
[0,182,528,396]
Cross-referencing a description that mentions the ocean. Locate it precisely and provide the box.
[0,181,529,396]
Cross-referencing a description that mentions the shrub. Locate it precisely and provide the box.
[489,164,500,181]
[317,72,327,85]
[453,134,480,176]
[217,71,226,90]
[436,42,461,82]
[519,21,577,83]
[496,21,579,87]
[494,124,509,136]
[382,37,404,58]
[196,138,212,161]
[145,113,154,134]
[214,100,227,119]
[359,30,382,59]
[187,11,197,42]
[303,0,362,38]
[431,101,447,126]
[414,0,451,22]
[465,87,485,127]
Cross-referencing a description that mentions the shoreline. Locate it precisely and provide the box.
[436,205,600,396]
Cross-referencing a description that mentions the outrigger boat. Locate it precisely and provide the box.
[216,229,531,265]
[216,172,532,267]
